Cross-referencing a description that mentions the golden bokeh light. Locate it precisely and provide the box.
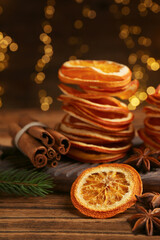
[88,10,96,19]
[147,86,156,95]
[82,7,90,17]
[141,54,149,63]
[45,5,55,17]
[128,53,137,64]
[128,103,136,110]
[43,24,52,34]
[150,62,159,71]
[4,36,12,45]
[147,57,155,66]
[9,42,18,52]
[41,102,50,111]
[138,3,146,12]
[139,92,147,101]
[37,72,45,81]
[130,96,140,106]
[121,6,130,15]
[74,20,83,29]
[42,54,50,63]
[0,52,5,61]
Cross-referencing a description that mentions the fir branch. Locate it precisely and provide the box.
[0,169,54,197]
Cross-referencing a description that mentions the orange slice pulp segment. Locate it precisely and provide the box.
[71,164,143,218]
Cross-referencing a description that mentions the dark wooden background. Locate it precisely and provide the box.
[0,0,160,109]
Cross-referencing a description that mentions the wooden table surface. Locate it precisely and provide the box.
[0,109,159,240]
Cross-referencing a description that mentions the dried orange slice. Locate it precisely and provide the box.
[58,84,128,113]
[68,148,125,163]
[71,163,143,218]
[80,79,139,100]
[62,115,134,137]
[58,122,131,143]
[138,128,160,150]
[63,104,132,131]
[70,140,131,154]
[58,60,132,87]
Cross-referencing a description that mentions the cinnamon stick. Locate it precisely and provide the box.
[9,123,48,168]
[46,128,71,154]
[47,160,58,168]
[47,147,57,160]
[18,115,55,148]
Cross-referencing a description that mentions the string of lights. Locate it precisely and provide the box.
[110,0,160,110]
[68,0,96,60]
[31,0,55,111]
[0,5,18,109]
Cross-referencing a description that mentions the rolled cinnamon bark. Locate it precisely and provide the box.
[46,128,71,154]
[9,122,48,168]
[18,115,55,148]
[47,147,57,159]
[48,160,58,168]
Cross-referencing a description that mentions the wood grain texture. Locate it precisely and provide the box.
[0,193,159,240]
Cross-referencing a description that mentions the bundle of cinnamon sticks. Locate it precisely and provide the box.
[9,115,71,168]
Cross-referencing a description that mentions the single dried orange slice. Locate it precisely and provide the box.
[58,60,132,87]
[80,79,139,100]
[71,163,143,218]
[68,148,126,163]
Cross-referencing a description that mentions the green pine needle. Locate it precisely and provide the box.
[0,169,54,197]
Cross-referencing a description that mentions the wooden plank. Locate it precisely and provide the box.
[0,207,136,218]
[0,218,132,233]
[0,194,71,206]
[0,232,159,240]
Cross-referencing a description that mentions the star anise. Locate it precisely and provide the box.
[136,192,160,209]
[124,147,160,172]
[128,204,160,236]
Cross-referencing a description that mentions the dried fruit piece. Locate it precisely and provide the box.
[58,60,132,87]
[68,148,125,163]
[71,163,143,218]
[58,122,131,143]
[62,114,134,137]
[138,84,160,150]
[63,104,131,132]
[80,79,139,100]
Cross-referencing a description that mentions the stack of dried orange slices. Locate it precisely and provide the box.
[58,60,139,163]
[138,84,160,149]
